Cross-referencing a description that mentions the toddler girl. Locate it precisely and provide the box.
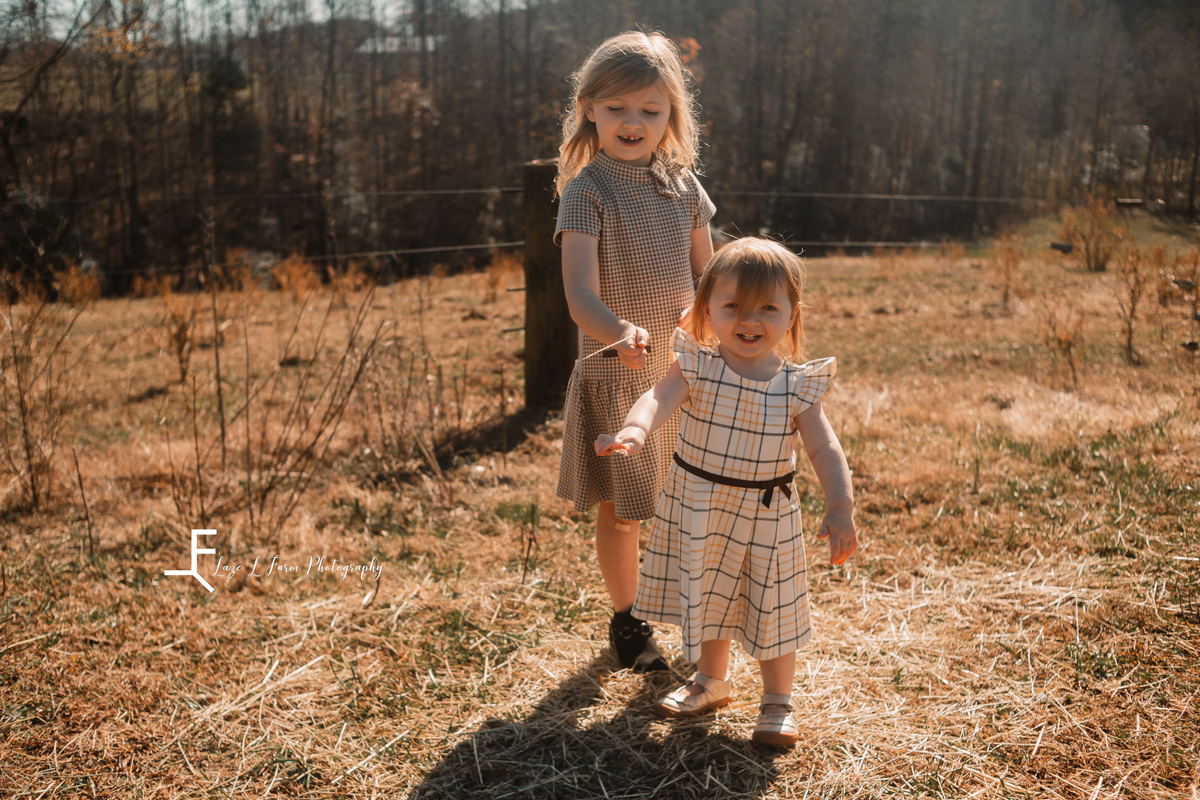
[556,32,715,671]
[595,238,858,745]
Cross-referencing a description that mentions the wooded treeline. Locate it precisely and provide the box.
[1,0,1198,291]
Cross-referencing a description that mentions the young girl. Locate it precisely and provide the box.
[555,32,715,672]
[595,238,858,746]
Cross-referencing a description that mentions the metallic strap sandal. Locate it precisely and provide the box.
[752,693,798,746]
[653,672,732,719]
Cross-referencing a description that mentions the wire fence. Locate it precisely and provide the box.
[48,183,1074,280]
[98,241,525,277]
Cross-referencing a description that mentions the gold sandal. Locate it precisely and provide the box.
[752,693,798,746]
[653,672,731,719]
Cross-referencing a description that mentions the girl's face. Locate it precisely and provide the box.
[585,82,671,168]
[704,275,799,365]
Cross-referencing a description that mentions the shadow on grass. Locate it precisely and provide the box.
[408,655,787,800]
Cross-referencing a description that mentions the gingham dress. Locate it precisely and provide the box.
[554,151,715,520]
[634,329,836,662]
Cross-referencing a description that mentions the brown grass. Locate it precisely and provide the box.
[0,248,1197,798]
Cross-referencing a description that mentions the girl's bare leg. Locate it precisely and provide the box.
[759,650,797,697]
[595,501,640,611]
[597,501,668,671]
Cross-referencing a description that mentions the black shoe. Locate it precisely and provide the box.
[608,610,669,672]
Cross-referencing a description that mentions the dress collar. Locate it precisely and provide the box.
[592,150,682,198]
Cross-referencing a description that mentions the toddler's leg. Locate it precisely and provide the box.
[597,501,668,672]
[754,651,799,747]
[696,638,732,684]
[759,650,796,697]
[654,639,732,718]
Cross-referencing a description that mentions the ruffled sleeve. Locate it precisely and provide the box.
[790,357,836,418]
[671,327,701,384]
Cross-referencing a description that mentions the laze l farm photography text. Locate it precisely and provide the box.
[211,554,384,583]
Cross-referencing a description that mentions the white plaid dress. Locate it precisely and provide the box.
[634,329,836,662]
[554,151,715,520]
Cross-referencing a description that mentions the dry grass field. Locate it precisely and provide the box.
[1,216,1198,798]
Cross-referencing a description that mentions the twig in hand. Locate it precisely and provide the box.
[578,334,636,362]
[72,447,94,559]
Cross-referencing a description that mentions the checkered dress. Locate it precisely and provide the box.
[634,329,836,662]
[554,151,715,520]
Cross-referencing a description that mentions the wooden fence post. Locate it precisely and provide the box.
[523,159,577,407]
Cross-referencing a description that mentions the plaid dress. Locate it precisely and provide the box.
[554,151,715,520]
[634,329,836,662]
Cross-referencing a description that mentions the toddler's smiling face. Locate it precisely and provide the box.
[586,82,671,168]
[705,275,799,374]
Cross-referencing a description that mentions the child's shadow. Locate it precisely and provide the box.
[409,656,786,799]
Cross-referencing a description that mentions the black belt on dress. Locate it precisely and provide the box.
[672,453,794,508]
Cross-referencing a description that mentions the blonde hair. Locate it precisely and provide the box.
[557,32,700,195]
[689,238,807,360]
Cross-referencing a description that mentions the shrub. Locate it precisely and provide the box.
[1058,196,1125,272]
[51,262,102,308]
[1043,296,1085,391]
[271,253,320,302]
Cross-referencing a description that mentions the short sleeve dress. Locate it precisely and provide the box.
[633,329,836,662]
[554,151,715,521]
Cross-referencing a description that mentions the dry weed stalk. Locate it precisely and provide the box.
[873,246,898,278]
[250,285,385,537]
[272,253,321,302]
[1147,245,1175,342]
[1058,196,1125,272]
[328,259,370,308]
[1043,295,1085,391]
[1114,246,1151,364]
[157,279,201,384]
[484,250,523,304]
[50,262,101,308]
[155,279,385,539]
[938,242,967,263]
[989,235,1025,310]
[0,277,87,509]
[131,272,173,298]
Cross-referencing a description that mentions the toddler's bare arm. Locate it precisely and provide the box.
[595,362,689,457]
[795,400,858,565]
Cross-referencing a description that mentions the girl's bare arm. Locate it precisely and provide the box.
[794,399,858,565]
[676,226,714,330]
[689,225,714,280]
[595,361,690,456]
[561,231,648,370]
